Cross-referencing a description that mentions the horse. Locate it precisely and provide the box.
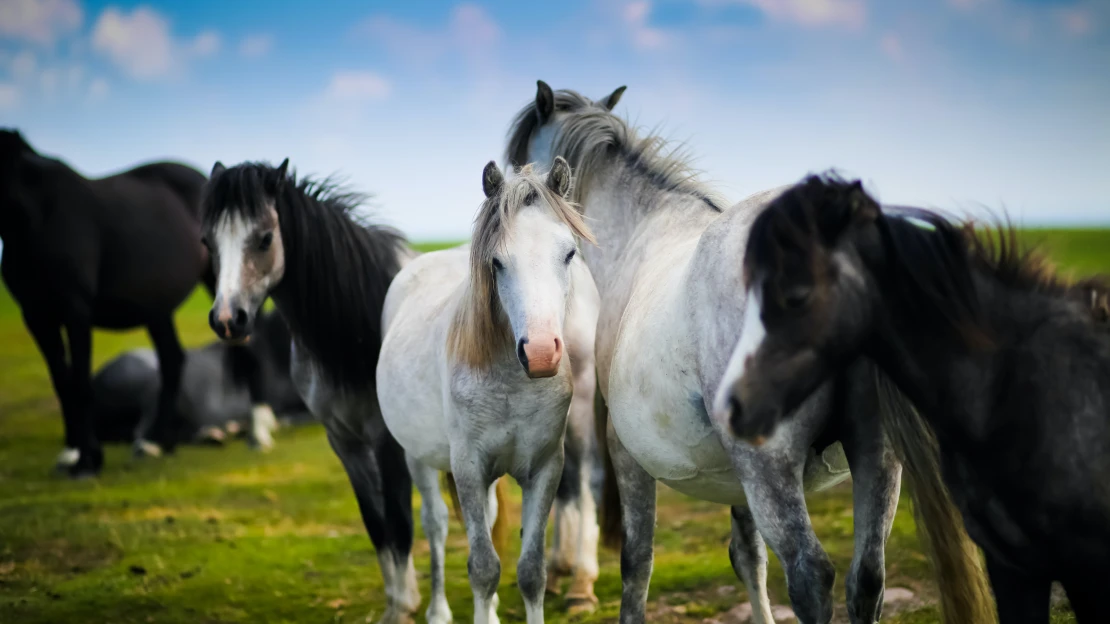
[0,128,211,478]
[91,310,308,450]
[719,174,1110,623]
[503,81,975,624]
[376,158,598,624]
[201,158,428,623]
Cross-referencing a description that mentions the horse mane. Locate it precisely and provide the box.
[749,174,1110,346]
[505,88,726,212]
[447,164,595,371]
[202,161,407,394]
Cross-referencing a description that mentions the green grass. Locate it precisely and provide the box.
[1,232,1106,623]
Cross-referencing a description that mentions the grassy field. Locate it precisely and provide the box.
[1,232,1106,624]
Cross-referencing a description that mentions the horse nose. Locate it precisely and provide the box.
[211,304,251,340]
[517,335,563,378]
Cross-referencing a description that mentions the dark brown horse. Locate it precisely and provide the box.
[0,129,211,478]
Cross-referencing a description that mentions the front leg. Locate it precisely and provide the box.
[139,315,186,456]
[451,453,501,624]
[608,419,657,624]
[840,365,903,624]
[986,554,1050,624]
[64,321,102,478]
[517,450,565,624]
[22,314,76,469]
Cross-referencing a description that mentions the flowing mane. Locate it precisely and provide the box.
[747,174,1110,346]
[447,164,595,370]
[505,88,726,212]
[202,162,407,394]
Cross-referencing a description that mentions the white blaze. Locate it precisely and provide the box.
[713,286,766,424]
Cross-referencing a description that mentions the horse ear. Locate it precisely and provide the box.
[482,161,504,198]
[600,85,626,111]
[547,156,571,199]
[849,180,879,223]
[535,80,555,124]
[271,158,290,195]
[210,161,226,179]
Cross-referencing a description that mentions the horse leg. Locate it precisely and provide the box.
[64,321,103,478]
[608,420,657,624]
[325,420,419,624]
[727,504,775,624]
[450,452,501,624]
[741,463,835,624]
[518,451,565,624]
[550,396,600,611]
[985,554,1050,624]
[23,315,77,469]
[840,368,903,624]
[406,457,451,624]
[139,315,186,456]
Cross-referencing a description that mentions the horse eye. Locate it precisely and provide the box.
[564,249,576,264]
[258,232,273,251]
[783,288,812,309]
[491,257,504,271]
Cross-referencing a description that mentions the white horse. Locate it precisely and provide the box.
[376,159,599,624]
[507,82,903,624]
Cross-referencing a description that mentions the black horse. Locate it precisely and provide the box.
[0,129,211,477]
[723,174,1110,623]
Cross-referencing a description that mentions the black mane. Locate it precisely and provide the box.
[202,161,406,394]
[749,174,1109,347]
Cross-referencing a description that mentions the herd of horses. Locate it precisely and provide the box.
[1,80,1108,624]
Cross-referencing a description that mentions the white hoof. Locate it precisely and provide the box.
[376,605,416,624]
[133,439,163,458]
[55,447,80,468]
[249,405,277,451]
[425,597,453,624]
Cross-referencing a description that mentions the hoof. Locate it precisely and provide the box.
[132,439,163,459]
[55,447,80,471]
[68,448,103,479]
[376,606,416,624]
[198,427,227,446]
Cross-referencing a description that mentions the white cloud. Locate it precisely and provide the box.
[1058,8,1094,37]
[357,3,500,67]
[324,71,392,103]
[238,34,274,59]
[622,1,671,50]
[703,0,866,29]
[91,6,220,80]
[0,0,82,45]
[880,33,904,62]
[0,83,20,109]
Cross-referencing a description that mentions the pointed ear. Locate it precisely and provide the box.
[271,158,290,195]
[600,85,626,111]
[210,161,226,179]
[849,180,879,223]
[535,80,555,124]
[547,156,571,199]
[482,161,504,198]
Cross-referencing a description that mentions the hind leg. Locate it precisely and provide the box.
[608,421,657,624]
[549,394,600,611]
[740,460,835,624]
[408,457,452,624]
[64,320,102,478]
[138,316,186,456]
[728,505,775,624]
[326,420,419,624]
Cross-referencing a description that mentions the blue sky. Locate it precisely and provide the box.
[1,0,1107,240]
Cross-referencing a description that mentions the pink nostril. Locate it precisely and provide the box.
[553,337,562,355]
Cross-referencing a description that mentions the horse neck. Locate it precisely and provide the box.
[577,159,719,294]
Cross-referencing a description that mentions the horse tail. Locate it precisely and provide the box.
[874,367,996,624]
[595,372,622,550]
[444,472,511,561]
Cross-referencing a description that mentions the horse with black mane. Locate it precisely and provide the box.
[200,159,421,623]
[0,129,212,477]
[720,174,1110,622]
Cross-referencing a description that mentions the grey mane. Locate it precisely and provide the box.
[506,88,727,212]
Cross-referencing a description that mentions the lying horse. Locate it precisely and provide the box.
[92,310,307,450]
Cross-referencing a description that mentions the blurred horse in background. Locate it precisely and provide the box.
[92,309,308,451]
[0,129,212,478]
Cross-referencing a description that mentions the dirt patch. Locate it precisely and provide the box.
[0,538,121,576]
